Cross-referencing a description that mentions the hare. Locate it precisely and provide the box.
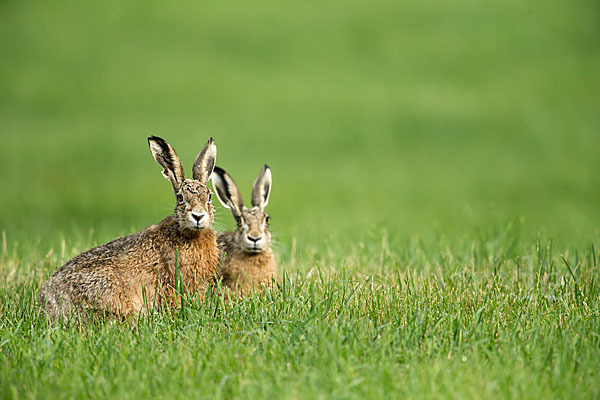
[212,165,277,296]
[38,136,220,320]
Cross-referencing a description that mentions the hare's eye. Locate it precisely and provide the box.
[207,192,212,203]
[176,193,184,203]
[266,216,270,224]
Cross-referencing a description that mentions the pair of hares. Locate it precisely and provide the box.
[38,137,276,320]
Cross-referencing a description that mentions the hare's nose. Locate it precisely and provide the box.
[247,235,262,243]
[191,212,205,222]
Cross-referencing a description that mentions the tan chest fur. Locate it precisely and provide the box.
[156,228,220,305]
[220,247,277,296]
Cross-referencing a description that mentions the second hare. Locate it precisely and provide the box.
[212,165,277,296]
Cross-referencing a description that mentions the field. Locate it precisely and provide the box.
[1,0,600,398]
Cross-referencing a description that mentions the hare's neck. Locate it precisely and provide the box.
[231,247,275,266]
[174,226,217,251]
[156,216,218,259]
[176,228,219,264]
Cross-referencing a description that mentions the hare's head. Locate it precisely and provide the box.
[213,165,272,254]
[148,136,217,231]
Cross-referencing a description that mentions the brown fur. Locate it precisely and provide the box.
[38,137,219,320]
[212,165,277,297]
[39,217,219,318]
[217,227,277,297]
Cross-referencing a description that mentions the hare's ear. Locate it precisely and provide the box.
[192,138,217,184]
[251,164,272,210]
[212,166,243,216]
[148,136,185,191]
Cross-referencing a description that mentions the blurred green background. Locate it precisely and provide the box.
[1,0,599,255]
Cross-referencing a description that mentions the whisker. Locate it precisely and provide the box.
[211,222,228,232]
[270,240,288,253]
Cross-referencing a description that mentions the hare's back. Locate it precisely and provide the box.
[40,227,164,315]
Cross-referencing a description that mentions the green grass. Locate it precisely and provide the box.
[2,239,599,399]
[1,0,599,398]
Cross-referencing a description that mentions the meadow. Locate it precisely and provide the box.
[1,0,599,398]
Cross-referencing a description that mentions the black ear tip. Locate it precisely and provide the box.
[213,166,226,176]
[208,137,214,144]
[264,164,270,170]
[148,135,167,146]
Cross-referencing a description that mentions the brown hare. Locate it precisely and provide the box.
[38,136,220,320]
[212,165,277,296]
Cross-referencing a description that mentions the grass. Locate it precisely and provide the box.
[1,0,600,398]
[1,237,599,399]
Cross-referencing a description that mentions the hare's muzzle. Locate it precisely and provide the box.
[245,235,265,252]
[187,212,209,230]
